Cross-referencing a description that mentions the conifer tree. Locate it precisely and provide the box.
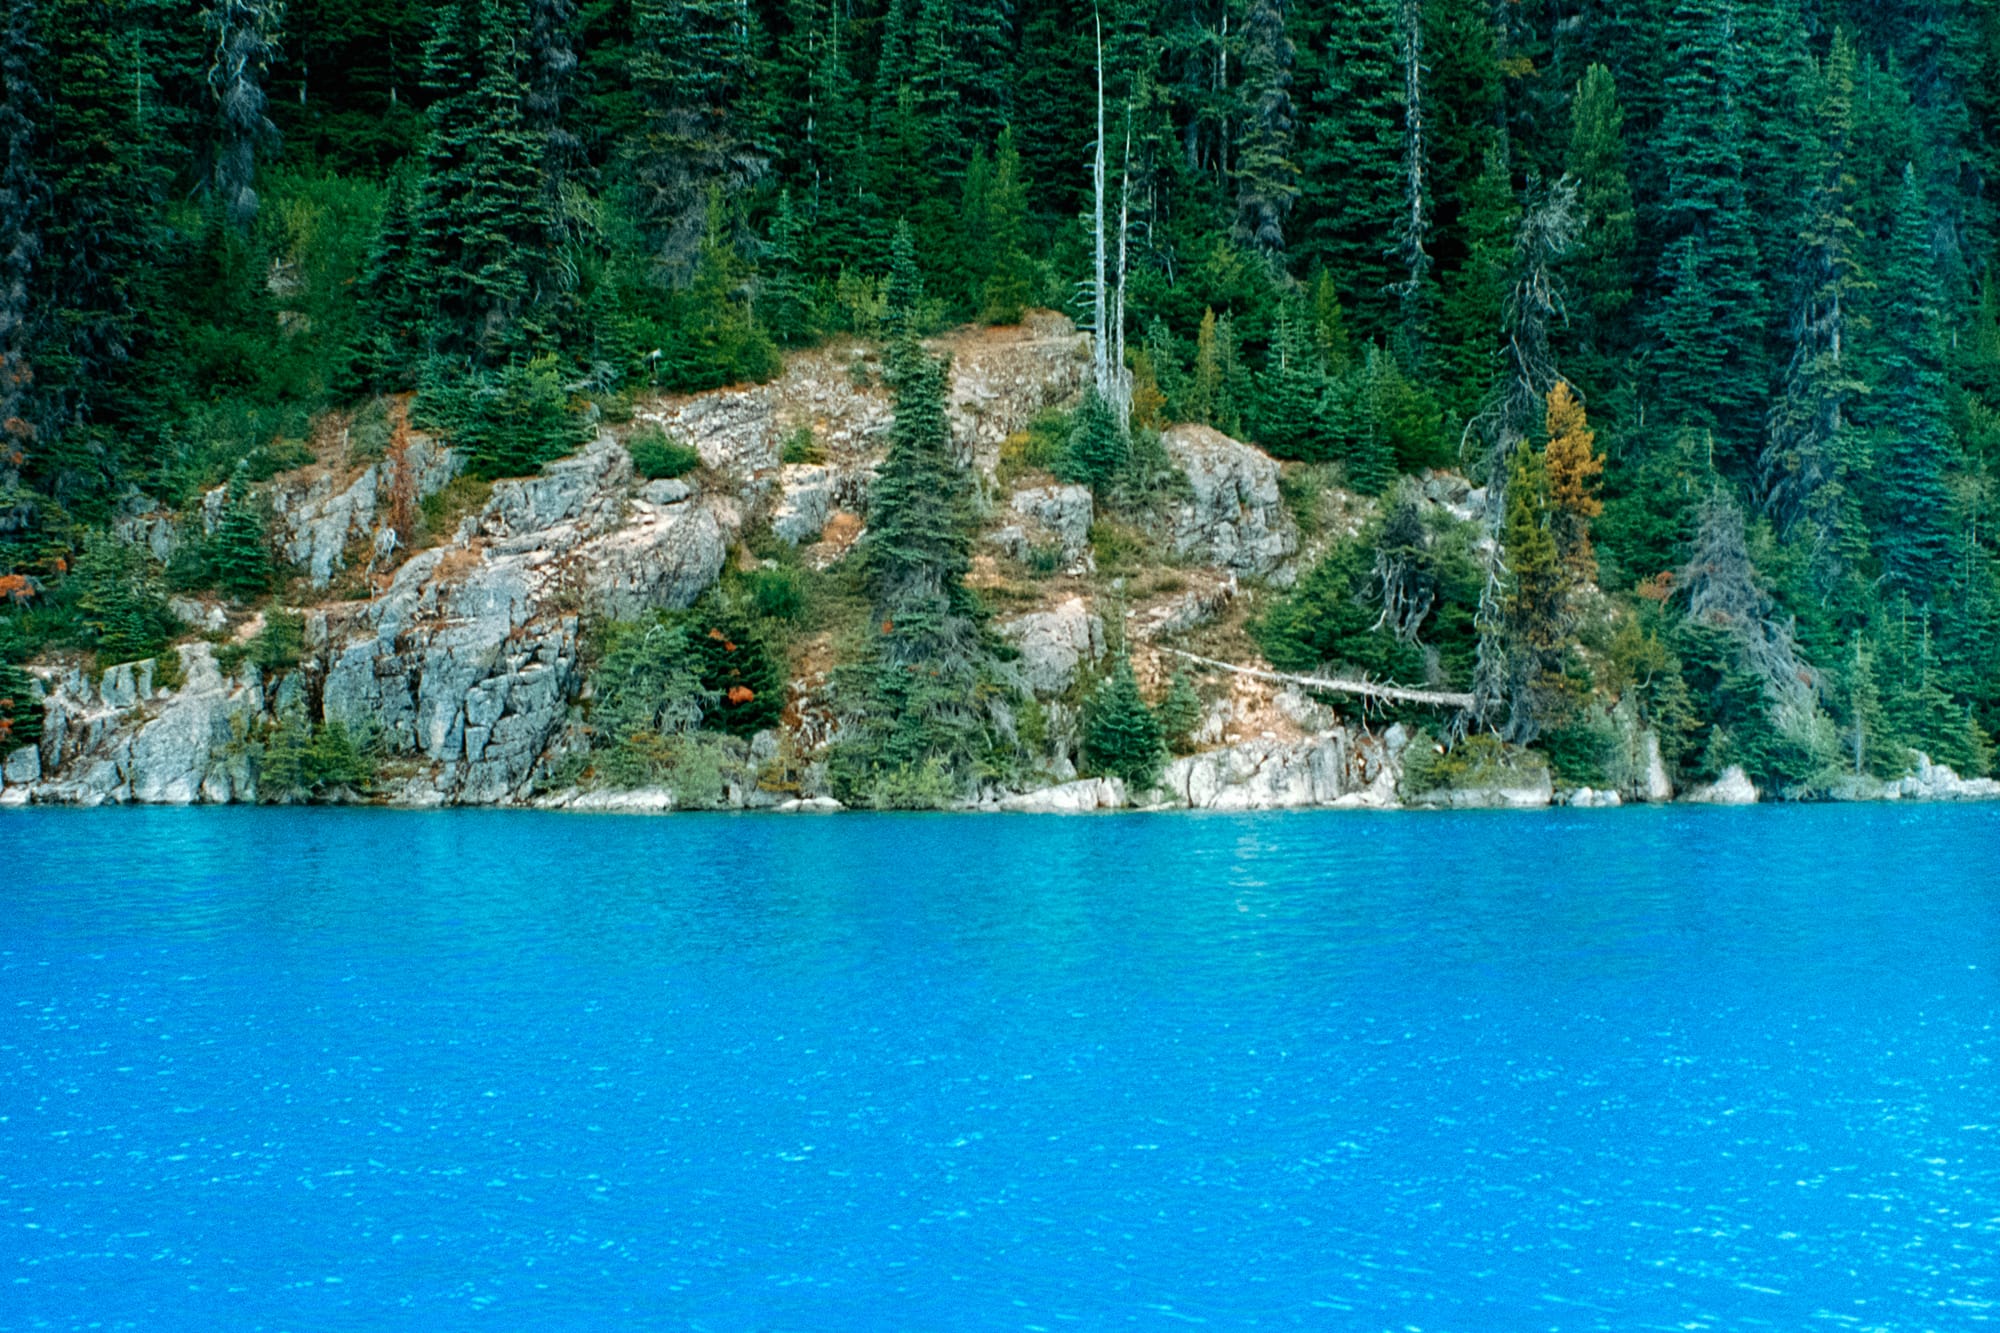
[866,224,972,619]
[1650,0,1769,466]
[0,0,43,517]
[1543,382,1604,583]
[1008,0,1092,218]
[1252,296,1331,459]
[1734,0,1817,276]
[354,165,420,386]
[978,128,1034,324]
[1884,609,1994,776]
[1291,0,1404,336]
[28,0,161,452]
[629,0,768,282]
[1233,0,1297,255]
[524,0,580,247]
[1760,31,1872,597]
[1497,441,1565,741]
[0,654,39,748]
[776,0,872,272]
[758,189,815,345]
[1083,653,1164,789]
[71,533,176,662]
[1157,668,1203,754]
[835,228,993,804]
[1561,64,1636,391]
[1309,268,1352,371]
[1062,387,1129,494]
[1433,144,1515,418]
[1844,631,1901,777]
[406,0,558,360]
[1872,163,1956,596]
[211,476,272,601]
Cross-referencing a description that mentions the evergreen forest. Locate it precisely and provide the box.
[4,0,2000,799]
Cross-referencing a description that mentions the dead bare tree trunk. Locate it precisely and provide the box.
[1091,11,1110,402]
[1391,0,1430,365]
[1161,648,1476,711]
[1089,11,1132,435]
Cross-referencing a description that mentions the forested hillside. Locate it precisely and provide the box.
[2,0,1999,799]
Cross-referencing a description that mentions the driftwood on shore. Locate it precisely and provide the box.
[1159,648,1476,711]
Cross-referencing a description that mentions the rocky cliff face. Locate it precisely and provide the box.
[9,315,1993,814]
[4,320,1101,809]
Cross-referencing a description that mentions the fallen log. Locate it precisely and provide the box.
[1159,648,1475,711]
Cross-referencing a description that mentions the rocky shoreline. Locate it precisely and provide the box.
[7,315,1996,818]
[8,656,1996,812]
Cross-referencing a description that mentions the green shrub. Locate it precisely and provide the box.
[862,757,960,810]
[425,354,591,481]
[627,425,702,479]
[250,610,305,671]
[780,426,823,465]
[258,713,375,801]
[998,407,1068,481]
[151,644,186,691]
[744,567,806,621]
[1540,705,1622,787]
[1400,733,1542,796]
[1023,541,1065,576]
[0,658,41,749]
[418,475,494,541]
[346,397,395,465]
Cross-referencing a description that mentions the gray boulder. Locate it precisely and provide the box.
[1161,732,1397,810]
[772,464,836,544]
[1160,424,1298,577]
[1001,598,1105,697]
[1686,765,1759,805]
[996,776,1126,813]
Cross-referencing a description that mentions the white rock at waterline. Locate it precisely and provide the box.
[997,777,1127,813]
[1686,766,1759,805]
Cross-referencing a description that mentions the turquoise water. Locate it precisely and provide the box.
[3,805,1999,1331]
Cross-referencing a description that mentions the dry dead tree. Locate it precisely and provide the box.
[1159,648,1475,711]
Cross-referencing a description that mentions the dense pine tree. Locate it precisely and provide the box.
[1649,0,1770,467]
[1760,31,1871,598]
[1290,0,1404,335]
[3,0,2000,798]
[1872,163,1957,595]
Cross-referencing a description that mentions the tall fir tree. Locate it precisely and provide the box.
[524,0,581,247]
[0,0,44,525]
[26,0,163,506]
[1871,163,1957,595]
[410,0,552,362]
[628,0,768,282]
[1560,64,1637,398]
[1649,0,1770,471]
[1289,0,1404,337]
[1233,0,1297,255]
[1760,30,1872,601]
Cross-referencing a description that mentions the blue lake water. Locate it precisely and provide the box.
[3,805,2000,1331]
